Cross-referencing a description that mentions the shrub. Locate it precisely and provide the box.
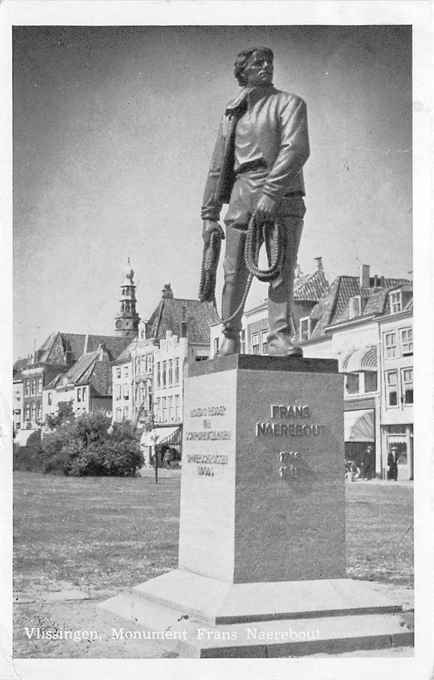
[40,411,143,477]
[13,432,44,472]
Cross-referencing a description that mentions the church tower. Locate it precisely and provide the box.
[114,259,140,337]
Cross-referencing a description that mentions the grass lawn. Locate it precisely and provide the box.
[13,471,413,597]
[12,471,413,657]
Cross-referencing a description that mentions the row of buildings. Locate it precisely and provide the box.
[13,259,413,479]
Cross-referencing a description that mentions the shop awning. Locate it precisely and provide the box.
[341,345,377,373]
[344,409,374,442]
[141,426,181,447]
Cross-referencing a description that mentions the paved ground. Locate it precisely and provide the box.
[13,471,414,658]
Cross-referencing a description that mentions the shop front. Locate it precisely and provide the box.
[382,424,413,481]
[344,408,376,479]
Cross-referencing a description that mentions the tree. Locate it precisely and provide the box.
[45,401,75,430]
[41,412,144,476]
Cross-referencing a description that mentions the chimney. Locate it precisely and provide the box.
[314,256,323,271]
[162,283,174,299]
[360,264,370,289]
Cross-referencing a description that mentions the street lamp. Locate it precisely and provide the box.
[150,427,160,484]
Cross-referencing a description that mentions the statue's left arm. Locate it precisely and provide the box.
[261,95,310,205]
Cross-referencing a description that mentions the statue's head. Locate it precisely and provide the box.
[234,47,274,87]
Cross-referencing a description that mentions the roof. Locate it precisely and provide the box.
[294,269,329,302]
[63,351,99,385]
[13,357,28,379]
[146,297,219,344]
[308,275,412,339]
[19,332,131,370]
[112,340,136,366]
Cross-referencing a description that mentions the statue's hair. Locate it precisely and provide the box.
[234,47,274,86]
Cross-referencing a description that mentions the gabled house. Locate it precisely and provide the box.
[44,341,128,420]
[301,265,412,480]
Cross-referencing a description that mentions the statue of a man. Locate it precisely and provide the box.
[201,47,310,356]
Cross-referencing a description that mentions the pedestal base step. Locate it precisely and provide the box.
[100,569,413,658]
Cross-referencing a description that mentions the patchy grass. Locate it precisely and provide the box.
[346,481,413,586]
[13,472,180,598]
[13,472,413,598]
[13,472,413,658]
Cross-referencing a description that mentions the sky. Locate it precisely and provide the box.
[13,25,412,360]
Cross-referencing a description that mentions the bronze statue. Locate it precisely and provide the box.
[201,47,310,356]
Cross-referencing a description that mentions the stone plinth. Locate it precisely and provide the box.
[179,354,345,583]
[101,355,413,658]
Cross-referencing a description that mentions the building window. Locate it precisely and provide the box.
[25,405,31,422]
[345,373,360,395]
[147,354,153,372]
[116,407,122,422]
[175,394,180,420]
[299,317,312,342]
[162,361,167,387]
[123,384,129,399]
[155,397,160,422]
[37,404,42,423]
[261,330,268,355]
[115,384,121,400]
[168,359,173,386]
[37,377,43,394]
[116,367,121,379]
[386,371,398,407]
[82,387,86,402]
[123,407,129,420]
[251,333,260,354]
[31,403,36,422]
[77,388,81,402]
[174,358,180,384]
[384,332,397,359]
[364,372,378,393]
[401,368,413,405]
[195,355,208,362]
[123,366,129,378]
[31,380,35,396]
[400,327,413,356]
[48,392,52,406]
[156,362,161,387]
[213,338,219,356]
[240,329,246,354]
[390,291,402,313]
[169,395,174,421]
[162,397,167,421]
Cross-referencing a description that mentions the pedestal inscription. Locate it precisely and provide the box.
[179,355,346,584]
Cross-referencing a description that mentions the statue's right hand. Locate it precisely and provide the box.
[202,220,225,248]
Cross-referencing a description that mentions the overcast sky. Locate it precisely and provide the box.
[13,25,412,359]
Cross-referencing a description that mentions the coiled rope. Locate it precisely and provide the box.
[199,213,286,325]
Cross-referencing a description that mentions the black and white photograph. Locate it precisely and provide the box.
[2,1,433,678]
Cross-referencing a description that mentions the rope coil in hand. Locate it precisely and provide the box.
[199,213,286,325]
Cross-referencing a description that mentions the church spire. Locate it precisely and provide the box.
[114,258,140,337]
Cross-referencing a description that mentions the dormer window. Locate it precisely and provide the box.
[390,290,402,313]
[299,317,312,342]
[348,295,361,319]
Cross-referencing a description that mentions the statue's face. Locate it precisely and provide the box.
[243,50,273,87]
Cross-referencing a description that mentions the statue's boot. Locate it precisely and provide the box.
[217,329,241,356]
[267,332,303,357]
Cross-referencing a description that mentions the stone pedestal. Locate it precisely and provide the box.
[101,355,413,657]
